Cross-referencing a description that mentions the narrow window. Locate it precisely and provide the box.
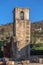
[20,11,24,20]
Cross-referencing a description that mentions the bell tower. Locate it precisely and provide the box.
[13,7,30,59]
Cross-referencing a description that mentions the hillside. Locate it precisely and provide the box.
[31,20,43,33]
[31,20,43,43]
[0,23,13,33]
[0,20,43,34]
[0,20,43,42]
[0,23,13,40]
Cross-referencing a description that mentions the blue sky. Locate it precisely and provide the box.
[0,0,43,25]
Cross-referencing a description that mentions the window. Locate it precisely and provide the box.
[20,11,24,20]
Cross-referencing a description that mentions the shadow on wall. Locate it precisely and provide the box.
[18,44,30,60]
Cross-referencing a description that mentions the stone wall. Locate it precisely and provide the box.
[6,60,30,65]
[13,7,30,59]
[6,60,43,65]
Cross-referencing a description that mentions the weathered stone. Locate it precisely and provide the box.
[6,61,15,65]
[22,60,30,65]
[12,7,30,59]
[39,58,43,64]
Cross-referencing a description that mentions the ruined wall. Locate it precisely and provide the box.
[13,8,30,59]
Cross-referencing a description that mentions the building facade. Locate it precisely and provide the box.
[13,7,30,60]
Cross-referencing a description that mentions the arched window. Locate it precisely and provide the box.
[20,11,24,20]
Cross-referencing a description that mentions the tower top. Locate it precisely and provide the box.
[13,7,30,20]
[13,7,30,12]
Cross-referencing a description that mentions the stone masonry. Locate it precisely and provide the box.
[12,7,31,60]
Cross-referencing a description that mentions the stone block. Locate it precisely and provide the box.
[6,61,15,65]
[22,60,30,65]
[39,58,42,64]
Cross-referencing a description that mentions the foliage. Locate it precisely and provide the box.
[0,40,7,47]
[30,43,43,50]
[30,43,43,55]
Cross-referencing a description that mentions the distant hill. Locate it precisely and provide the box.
[0,20,43,36]
[31,20,43,33]
[31,20,43,43]
[0,23,13,34]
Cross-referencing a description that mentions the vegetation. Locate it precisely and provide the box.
[30,43,43,50]
[30,43,43,55]
[0,40,7,47]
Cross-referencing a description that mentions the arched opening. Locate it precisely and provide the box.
[20,11,24,20]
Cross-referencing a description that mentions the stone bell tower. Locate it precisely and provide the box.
[13,7,30,60]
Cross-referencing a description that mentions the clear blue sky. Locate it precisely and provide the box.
[0,0,43,25]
